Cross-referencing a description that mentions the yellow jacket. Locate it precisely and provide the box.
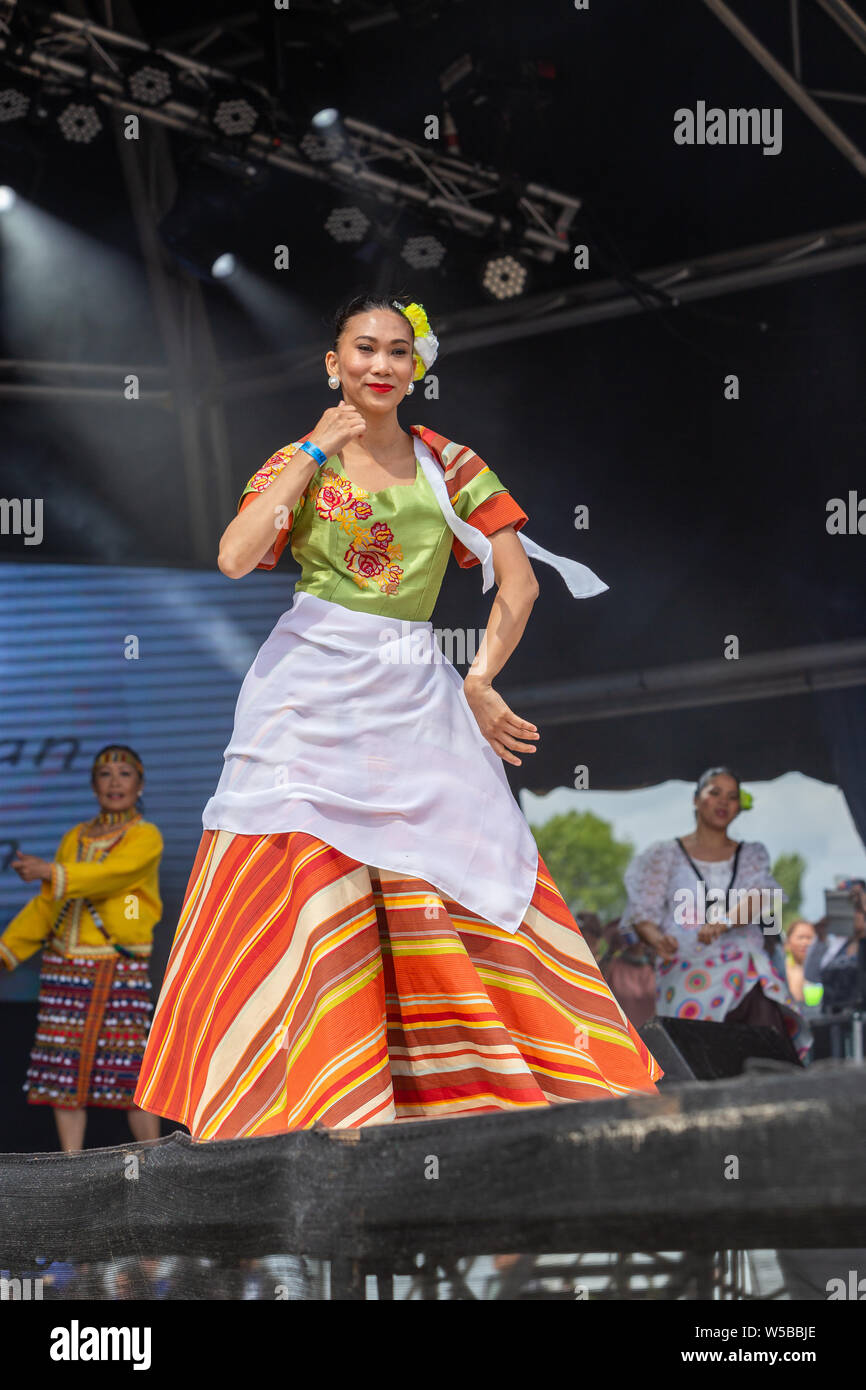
[0,818,163,970]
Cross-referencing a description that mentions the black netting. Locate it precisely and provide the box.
[2,1063,865,1300]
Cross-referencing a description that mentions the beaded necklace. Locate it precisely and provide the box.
[86,805,141,834]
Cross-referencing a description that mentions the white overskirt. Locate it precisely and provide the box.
[202,590,540,933]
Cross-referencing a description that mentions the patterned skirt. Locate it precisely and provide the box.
[135,830,662,1140]
[656,941,812,1060]
[26,950,153,1109]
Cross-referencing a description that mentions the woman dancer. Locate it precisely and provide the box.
[135,295,662,1140]
[0,746,163,1150]
[620,766,811,1059]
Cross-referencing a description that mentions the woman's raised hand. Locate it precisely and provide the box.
[307,401,366,458]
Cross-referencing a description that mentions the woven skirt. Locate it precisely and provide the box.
[26,950,153,1109]
[135,830,662,1140]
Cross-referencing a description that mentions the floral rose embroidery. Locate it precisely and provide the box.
[247,443,301,493]
[309,466,404,594]
[345,544,386,579]
[315,484,350,520]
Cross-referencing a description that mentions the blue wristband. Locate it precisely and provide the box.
[298,440,327,466]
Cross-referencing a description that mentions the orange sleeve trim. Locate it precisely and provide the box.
[453,491,529,569]
[238,490,291,570]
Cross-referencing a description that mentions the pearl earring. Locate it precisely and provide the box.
[328,375,340,390]
[406,382,414,394]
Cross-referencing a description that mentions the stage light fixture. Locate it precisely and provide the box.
[57,101,103,145]
[126,59,175,108]
[211,252,237,280]
[480,252,529,301]
[0,82,30,124]
[0,185,17,213]
[300,128,344,163]
[401,235,446,270]
[210,94,260,140]
[312,108,339,130]
[325,206,370,244]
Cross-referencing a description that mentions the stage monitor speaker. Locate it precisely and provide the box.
[638,1015,802,1082]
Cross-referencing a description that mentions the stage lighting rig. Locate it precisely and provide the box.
[0,11,580,265]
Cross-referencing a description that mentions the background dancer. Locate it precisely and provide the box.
[620,766,811,1058]
[0,747,163,1151]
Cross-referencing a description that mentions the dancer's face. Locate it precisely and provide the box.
[327,310,416,413]
[694,774,740,830]
[93,761,141,813]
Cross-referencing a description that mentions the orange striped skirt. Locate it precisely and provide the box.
[135,829,662,1140]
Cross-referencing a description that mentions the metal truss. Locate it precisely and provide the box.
[502,638,866,728]
[702,0,866,179]
[2,3,865,419]
[2,216,865,404]
[0,4,580,256]
[193,216,866,403]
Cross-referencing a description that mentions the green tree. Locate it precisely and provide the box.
[528,810,634,920]
[771,851,806,929]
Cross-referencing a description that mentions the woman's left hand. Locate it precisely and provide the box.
[11,853,52,883]
[697,920,728,945]
[463,678,539,766]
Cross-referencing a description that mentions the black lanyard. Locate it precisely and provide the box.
[675,838,743,897]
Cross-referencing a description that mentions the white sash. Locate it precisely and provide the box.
[414,440,609,599]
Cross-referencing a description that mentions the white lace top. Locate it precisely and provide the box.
[619,838,787,960]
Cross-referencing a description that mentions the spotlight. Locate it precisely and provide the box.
[57,101,103,145]
[480,252,529,301]
[210,92,262,140]
[0,185,17,213]
[312,108,339,130]
[0,80,30,124]
[126,58,175,108]
[401,235,446,270]
[211,252,237,280]
[325,206,370,244]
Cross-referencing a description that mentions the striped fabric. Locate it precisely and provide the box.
[135,830,661,1140]
[408,424,529,569]
[27,951,152,1109]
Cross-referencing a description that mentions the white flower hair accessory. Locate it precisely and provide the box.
[392,299,439,380]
